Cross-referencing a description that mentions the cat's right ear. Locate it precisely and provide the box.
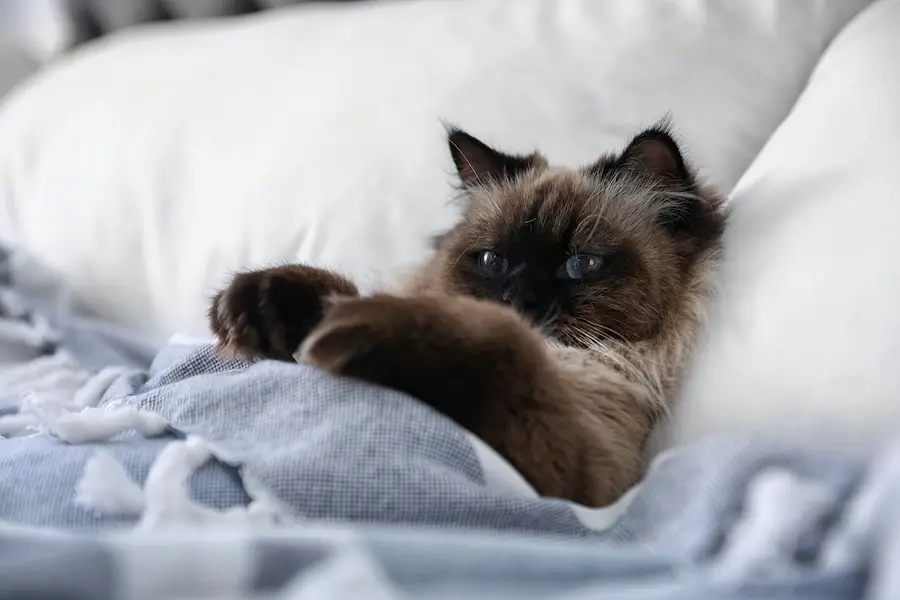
[446,127,538,188]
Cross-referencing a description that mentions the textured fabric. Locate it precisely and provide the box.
[4,435,900,598]
[2,252,900,596]
[0,244,591,533]
[0,246,251,527]
[104,345,588,533]
[1,338,594,532]
[0,246,158,370]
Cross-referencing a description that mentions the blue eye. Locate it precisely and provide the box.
[560,255,604,280]
[478,251,508,277]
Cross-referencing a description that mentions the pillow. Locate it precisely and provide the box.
[18,0,345,54]
[659,0,900,455]
[0,0,872,338]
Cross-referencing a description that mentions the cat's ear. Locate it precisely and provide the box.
[447,127,538,188]
[615,124,691,184]
[608,123,725,244]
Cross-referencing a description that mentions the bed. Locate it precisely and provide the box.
[1,0,900,597]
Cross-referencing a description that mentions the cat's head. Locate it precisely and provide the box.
[424,122,726,346]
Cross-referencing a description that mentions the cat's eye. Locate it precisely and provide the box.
[560,255,604,280]
[478,251,508,277]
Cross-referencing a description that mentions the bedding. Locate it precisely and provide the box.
[2,243,900,599]
[0,0,873,339]
[664,0,900,454]
[11,0,363,60]
[4,0,895,462]
[0,245,574,533]
[1,1,898,597]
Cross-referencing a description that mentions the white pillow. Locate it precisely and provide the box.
[0,0,872,338]
[661,0,900,455]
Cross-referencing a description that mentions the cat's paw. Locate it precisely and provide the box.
[299,294,545,423]
[298,294,413,375]
[209,265,358,362]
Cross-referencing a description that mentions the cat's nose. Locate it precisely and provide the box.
[502,285,542,315]
[503,284,533,304]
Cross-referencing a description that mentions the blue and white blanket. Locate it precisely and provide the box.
[0,245,899,599]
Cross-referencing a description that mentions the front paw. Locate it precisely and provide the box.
[299,294,545,425]
[209,265,358,362]
[299,294,425,377]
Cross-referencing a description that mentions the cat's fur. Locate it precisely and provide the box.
[209,122,726,507]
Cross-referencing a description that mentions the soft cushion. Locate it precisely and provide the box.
[661,0,900,455]
[0,0,871,338]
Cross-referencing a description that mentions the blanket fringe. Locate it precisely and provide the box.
[0,353,126,437]
[713,469,838,582]
[1,249,285,530]
[73,366,129,409]
[821,441,900,569]
[0,326,289,529]
[28,395,167,444]
[75,451,146,516]
[77,436,283,530]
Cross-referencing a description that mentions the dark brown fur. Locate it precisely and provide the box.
[209,122,726,507]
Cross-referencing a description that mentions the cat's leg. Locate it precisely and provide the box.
[299,293,655,506]
[546,345,659,505]
[209,265,358,361]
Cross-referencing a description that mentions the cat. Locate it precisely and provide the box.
[208,121,726,507]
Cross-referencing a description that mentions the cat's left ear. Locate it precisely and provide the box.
[446,127,540,188]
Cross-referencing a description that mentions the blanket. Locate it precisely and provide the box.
[1,245,899,599]
[3,438,899,599]
[0,257,594,533]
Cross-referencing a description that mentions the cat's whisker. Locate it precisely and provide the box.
[567,324,667,411]
[537,300,560,332]
[571,320,626,347]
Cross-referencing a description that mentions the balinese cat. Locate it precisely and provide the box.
[209,122,726,507]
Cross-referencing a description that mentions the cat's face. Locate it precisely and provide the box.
[426,124,725,347]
